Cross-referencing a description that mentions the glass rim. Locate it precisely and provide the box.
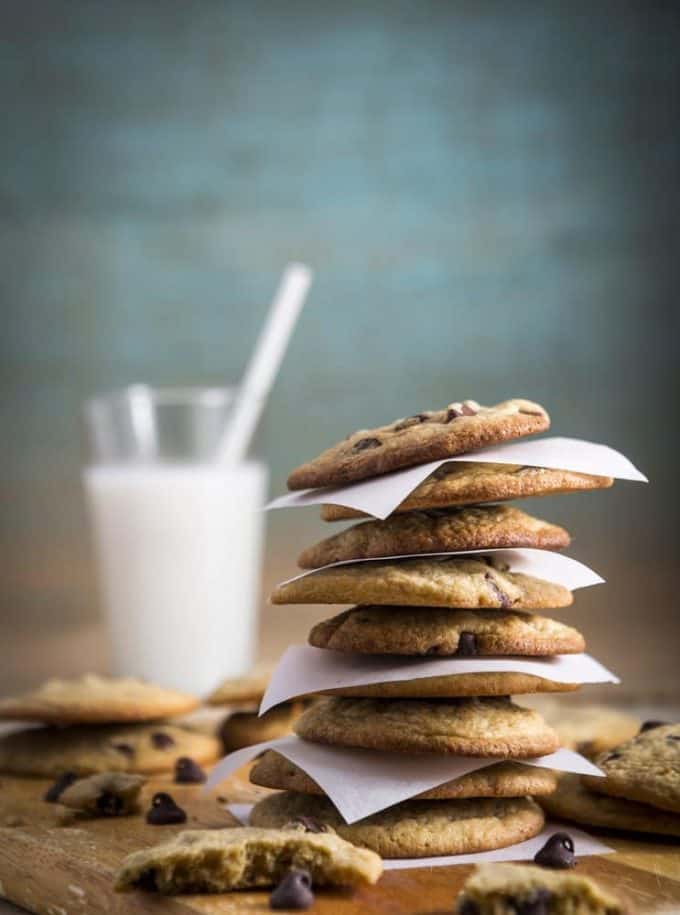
[85,384,234,415]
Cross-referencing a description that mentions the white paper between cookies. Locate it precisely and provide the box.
[208,735,603,823]
[223,808,613,868]
[267,436,647,519]
[259,646,619,714]
[275,548,604,592]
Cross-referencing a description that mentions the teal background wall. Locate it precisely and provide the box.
[1,1,678,695]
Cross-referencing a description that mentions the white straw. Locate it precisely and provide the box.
[217,263,313,464]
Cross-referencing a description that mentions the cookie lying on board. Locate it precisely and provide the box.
[294,696,560,758]
[0,723,219,777]
[321,462,613,521]
[309,606,584,656]
[114,826,382,892]
[583,722,680,815]
[0,673,198,725]
[524,700,640,758]
[219,702,304,753]
[251,793,545,858]
[539,773,680,837]
[287,398,549,489]
[250,750,558,800]
[299,505,570,568]
[456,863,627,915]
[272,556,572,610]
[56,772,146,818]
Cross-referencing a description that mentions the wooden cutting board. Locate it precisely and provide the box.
[1,766,680,914]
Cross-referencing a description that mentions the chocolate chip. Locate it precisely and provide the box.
[515,888,552,915]
[446,401,478,421]
[456,632,477,656]
[484,571,511,608]
[457,900,479,915]
[112,742,134,758]
[270,869,314,910]
[95,790,125,816]
[174,756,206,784]
[146,791,187,825]
[44,772,77,803]
[150,732,176,750]
[393,414,428,431]
[288,815,329,833]
[352,437,381,452]
[666,735,680,742]
[533,831,575,869]
[135,868,158,892]
[640,720,668,733]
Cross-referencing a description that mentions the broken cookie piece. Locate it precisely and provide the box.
[58,771,146,817]
[456,863,627,915]
[114,826,383,894]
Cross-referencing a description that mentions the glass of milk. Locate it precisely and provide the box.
[83,386,268,696]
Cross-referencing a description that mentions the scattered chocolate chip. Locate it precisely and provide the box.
[135,868,158,892]
[112,742,134,758]
[640,720,668,733]
[270,868,314,910]
[457,900,479,915]
[456,632,477,656]
[174,756,206,784]
[352,437,382,452]
[146,791,187,825]
[484,571,511,609]
[288,815,329,833]
[95,790,125,816]
[44,772,78,803]
[533,831,575,869]
[515,888,552,915]
[150,732,176,750]
[393,414,428,431]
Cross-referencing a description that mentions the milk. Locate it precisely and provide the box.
[84,461,267,695]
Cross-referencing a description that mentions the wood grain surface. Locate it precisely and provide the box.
[1,764,680,914]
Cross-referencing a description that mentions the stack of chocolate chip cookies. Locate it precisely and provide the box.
[0,674,220,778]
[248,398,615,858]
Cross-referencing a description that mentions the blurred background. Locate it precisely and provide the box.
[1,0,678,700]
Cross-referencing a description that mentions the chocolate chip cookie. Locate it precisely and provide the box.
[250,750,558,799]
[0,723,220,776]
[272,556,572,610]
[583,723,680,814]
[206,664,273,706]
[57,772,146,817]
[0,674,198,725]
[309,606,584,656]
[526,701,640,758]
[294,697,560,758]
[115,826,383,892]
[287,398,550,490]
[298,505,570,568]
[456,863,626,915]
[321,463,613,521]
[539,773,680,837]
[251,792,545,858]
[220,702,304,753]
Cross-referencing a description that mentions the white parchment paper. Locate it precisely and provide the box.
[275,548,604,592]
[267,436,647,519]
[259,646,619,713]
[207,735,603,823]
[224,804,613,867]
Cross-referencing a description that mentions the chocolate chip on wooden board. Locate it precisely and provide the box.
[533,832,575,869]
[270,869,314,910]
[146,792,187,825]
